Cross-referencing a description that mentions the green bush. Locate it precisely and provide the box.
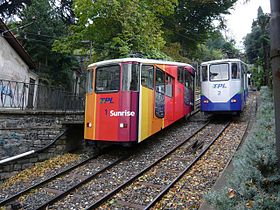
[205,87,280,210]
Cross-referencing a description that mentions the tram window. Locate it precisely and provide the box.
[185,71,192,89]
[241,63,247,89]
[177,67,184,84]
[141,65,154,89]
[155,68,165,118]
[165,74,173,97]
[131,64,139,90]
[122,63,139,91]
[209,63,229,81]
[95,65,120,92]
[201,65,208,81]
[231,63,240,79]
[184,70,193,105]
[86,69,93,93]
[156,68,165,93]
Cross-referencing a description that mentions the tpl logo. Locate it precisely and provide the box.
[100,97,113,104]
[213,84,226,89]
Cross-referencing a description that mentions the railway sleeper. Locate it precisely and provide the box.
[116,199,147,210]
[190,140,204,153]
[138,181,164,189]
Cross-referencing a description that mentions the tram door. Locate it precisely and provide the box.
[139,64,163,142]
[154,67,165,127]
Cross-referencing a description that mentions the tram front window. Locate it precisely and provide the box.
[209,63,229,81]
[86,69,93,93]
[231,63,240,79]
[201,65,208,81]
[95,65,120,92]
[122,63,139,91]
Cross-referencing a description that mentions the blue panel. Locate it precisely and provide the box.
[201,94,244,112]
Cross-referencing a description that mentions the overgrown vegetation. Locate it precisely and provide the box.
[15,0,78,88]
[0,0,256,89]
[205,87,280,209]
[244,7,271,89]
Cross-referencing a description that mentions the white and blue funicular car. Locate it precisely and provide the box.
[200,59,249,114]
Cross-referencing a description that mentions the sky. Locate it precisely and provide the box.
[225,0,271,50]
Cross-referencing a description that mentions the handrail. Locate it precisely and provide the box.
[0,79,85,111]
[0,128,68,165]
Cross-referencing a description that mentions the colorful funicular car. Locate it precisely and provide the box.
[84,58,195,145]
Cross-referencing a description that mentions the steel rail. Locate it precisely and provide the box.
[160,94,257,210]
[0,155,103,207]
[85,120,211,210]
[0,147,108,206]
[36,155,129,210]
[144,120,231,210]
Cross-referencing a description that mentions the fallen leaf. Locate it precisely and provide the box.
[246,200,254,209]
[227,188,236,199]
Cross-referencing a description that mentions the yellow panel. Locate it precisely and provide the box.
[139,87,164,141]
[152,64,165,133]
[140,87,154,141]
[84,67,96,141]
[84,93,96,140]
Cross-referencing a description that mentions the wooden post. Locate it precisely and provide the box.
[270,0,280,166]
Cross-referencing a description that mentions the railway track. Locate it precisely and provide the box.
[0,98,202,210]
[0,93,257,210]
[0,116,228,210]
[154,93,258,209]
[0,147,130,209]
[0,101,222,210]
[89,120,230,209]
[18,118,227,210]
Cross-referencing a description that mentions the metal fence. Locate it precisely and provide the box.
[0,79,85,111]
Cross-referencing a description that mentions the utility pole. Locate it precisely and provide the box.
[270,0,280,167]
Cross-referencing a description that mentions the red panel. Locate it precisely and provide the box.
[164,95,174,127]
[118,91,138,142]
[95,93,120,141]
[165,65,177,78]
[94,91,139,142]
[174,82,184,121]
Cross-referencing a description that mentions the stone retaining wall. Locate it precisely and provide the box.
[0,110,84,181]
[0,133,67,181]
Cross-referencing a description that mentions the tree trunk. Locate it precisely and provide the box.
[265,45,271,87]
[270,0,280,168]
[263,42,269,85]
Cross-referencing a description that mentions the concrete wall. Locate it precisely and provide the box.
[0,36,39,109]
[0,36,29,82]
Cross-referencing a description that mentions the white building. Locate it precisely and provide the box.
[0,19,38,109]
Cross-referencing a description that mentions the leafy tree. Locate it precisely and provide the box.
[0,0,75,22]
[162,0,238,57]
[0,0,31,19]
[53,0,178,61]
[15,0,78,88]
[244,7,270,87]
[53,0,239,62]
[192,30,239,62]
[55,0,75,25]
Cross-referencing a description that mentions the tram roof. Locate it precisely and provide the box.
[88,58,194,69]
[201,58,244,65]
